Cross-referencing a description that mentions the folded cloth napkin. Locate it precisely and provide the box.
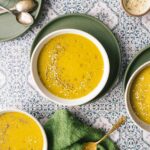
[44,110,118,150]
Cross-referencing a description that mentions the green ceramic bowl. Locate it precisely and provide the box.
[123,44,150,91]
[30,14,121,99]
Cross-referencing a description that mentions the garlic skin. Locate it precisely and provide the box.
[16,0,37,12]
[17,12,34,25]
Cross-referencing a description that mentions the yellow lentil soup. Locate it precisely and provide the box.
[38,34,104,99]
[130,66,150,124]
[0,112,43,150]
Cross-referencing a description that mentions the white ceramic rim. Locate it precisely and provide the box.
[125,61,150,132]
[0,109,48,150]
[31,29,110,106]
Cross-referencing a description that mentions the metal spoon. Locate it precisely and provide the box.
[0,5,34,25]
[0,0,37,14]
[83,116,126,150]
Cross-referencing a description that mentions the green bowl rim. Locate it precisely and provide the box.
[31,13,121,96]
[123,44,150,91]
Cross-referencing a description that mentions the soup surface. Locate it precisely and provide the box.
[38,34,104,99]
[0,112,43,150]
[130,66,150,124]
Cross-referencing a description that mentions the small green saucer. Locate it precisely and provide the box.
[0,0,42,41]
[31,14,121,97]
[123,45,150,90]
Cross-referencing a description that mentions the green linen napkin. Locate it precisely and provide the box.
[44,110,118,150]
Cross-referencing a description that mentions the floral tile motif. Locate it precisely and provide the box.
[88,1,118,30]
[50,0,97,14]
[93,117,119,142]
[0,70,6,89]
[0,0,150,149]
[143,131,150,146]
[142,12,150,33]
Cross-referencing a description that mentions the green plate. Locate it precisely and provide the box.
[123,45,150,90]
[31,14,121,97]
[0,0,42,41]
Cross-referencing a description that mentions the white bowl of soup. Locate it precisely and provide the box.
[125,61,150,132]
[0,109,48,150]
[31,29,110,106]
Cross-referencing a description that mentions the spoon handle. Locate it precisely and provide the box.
[96,116,126,145]
[0,5,14,15]
[0,7,15,14]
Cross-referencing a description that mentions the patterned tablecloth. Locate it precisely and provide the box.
[0,0,150,149]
